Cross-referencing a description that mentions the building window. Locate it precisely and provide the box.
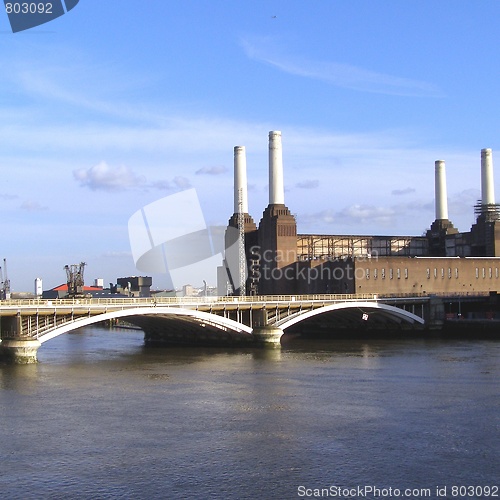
[489,267,493,279]
[427,268,430,279]
[482,268,486,279]
[476,268,479,279]
[381,268,385,279]
[397,268,401,279]
[455,268,459,279]
[441,268,445,278]
[404,268,408,279]
[374,269,378,279]
[389,269,393,279]
[496,268,499,279]
[434,268,437,278]
[366,269,370,279]
[448,268,452,279]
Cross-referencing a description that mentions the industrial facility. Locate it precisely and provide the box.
[42,271,152,299]
[221,131,500,296]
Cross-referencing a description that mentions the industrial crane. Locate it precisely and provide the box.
[64,262,86,297]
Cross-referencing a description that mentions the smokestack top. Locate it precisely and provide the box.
[268,130,285,205]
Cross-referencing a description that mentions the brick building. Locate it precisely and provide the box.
[222,132,500,296]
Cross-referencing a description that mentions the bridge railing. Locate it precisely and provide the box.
[0,293,380,308]
[0,290,485,310]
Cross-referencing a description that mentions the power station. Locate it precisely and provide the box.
[222,131,500,296]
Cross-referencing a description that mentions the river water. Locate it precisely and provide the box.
[0,326,498,499]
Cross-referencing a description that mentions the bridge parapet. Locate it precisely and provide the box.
[0,292,379,308]
[0,291,481,311]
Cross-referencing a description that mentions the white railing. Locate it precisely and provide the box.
[6,291,487,312]
[0,293,382,309]
[0,291,489,311]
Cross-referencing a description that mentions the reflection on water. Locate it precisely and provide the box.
[0,326,498,499]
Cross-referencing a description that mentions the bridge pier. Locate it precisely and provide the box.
[251,326,284,347]
[1,313,41,363]
[0,338,41,364]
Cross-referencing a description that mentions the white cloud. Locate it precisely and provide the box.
[296,179,319,189]
[196,165,228,175]
[448,189,480,216]
[339,204,397,226]
[298,196,440,234]
[73,161,147,192]
[300,204,396,229]
[392,187,416,196]
[0,193,19,201]
[72,162,192,193]
[149,180,175,191]
[20,200,48,211]
[173,176,192,189]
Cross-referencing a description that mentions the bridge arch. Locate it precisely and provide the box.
[38,307,253,344]
[276,301,425,331]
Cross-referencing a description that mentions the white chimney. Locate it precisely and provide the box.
[34,277,43,297]
[481,148,495,205]
[268,130,285,205]
[234,146,249,214]
[435,160,449,220]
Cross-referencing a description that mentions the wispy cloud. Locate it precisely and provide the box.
[101,251,132,259]
[296,179,319,189]
[3,47,159,124]
[300,204,397,228]
[0,193,19,201]
[20,200,48,211]
[172,176,192,190]
[148,177,192,191]
[392,187,416,196]
[73,161,192,192]
[241,36,443,97]
[299,196,439,233]
[448,189,479,216]
[196,165,228,175]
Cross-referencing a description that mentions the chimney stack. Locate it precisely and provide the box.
[234,146,249,214]
[481,148,495,206]
[268,131,285,205]
[435,160,449,220]
[427,157,457,255]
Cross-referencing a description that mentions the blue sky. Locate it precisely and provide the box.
[1,1,500,292]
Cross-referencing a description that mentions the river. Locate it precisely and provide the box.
[0,326,498,499]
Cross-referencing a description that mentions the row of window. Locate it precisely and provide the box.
[368,268,408,280]
[426,268,459,279]
[367,267,500,280]
[474,267,499,279]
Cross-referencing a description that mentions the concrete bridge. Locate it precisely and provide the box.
[0,293,429,363]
